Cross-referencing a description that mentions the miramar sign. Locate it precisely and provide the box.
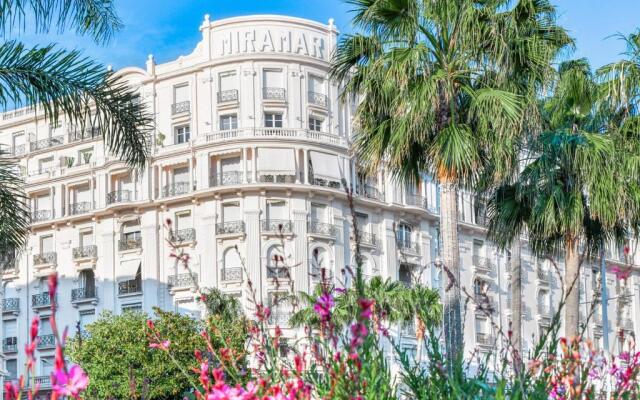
[214,28,327,61]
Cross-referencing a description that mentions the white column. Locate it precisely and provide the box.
[252,147,258,183]
[189,156,195,190]
[242,147,248,183]
[244,210,262,305]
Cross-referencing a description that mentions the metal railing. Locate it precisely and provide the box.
[261,219,293,234]
[216,221,245,235]
[205,127,349,147]
[258,173,296,184]
[37,334,55,349]
[217,89,238,103]
[71,287,96,302]
[31,210,52,223]
[118,279,142,295]
[267,266,290,279]
[73,245,97,259]
[473,255,492,274]
[68,127,102,142]
[69,201,92,215]
[33,252,57,266]
[357,232,377,247]
[118,237,142,251]
[476,333,494,346]
[32,292,52,308]
[308,91,327,106]
[171,101,190,114]
[3,337,17,353]
[162,181,192,197]
[221,267,242,281]
[34,376,51,387]
[268,312,290,325]
[396,239,420,254]
[311,176,343,190]
[406,194,429,209]
[210,171,245,187]
[106,190,132,205]
[1,144,26,157]
[356,185,384,202]
[170,228,196,243]
[307,221,338,236]
[30,135,64,151]
[262,87,286,100]
[168,273,198,288]
[2,298,19,313]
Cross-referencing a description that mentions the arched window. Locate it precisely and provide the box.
[266,245,287,279]
[537,289,549,316]
[222,248,242,281]
[396,223,412,249]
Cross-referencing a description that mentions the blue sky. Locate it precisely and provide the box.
[16,0,640,70]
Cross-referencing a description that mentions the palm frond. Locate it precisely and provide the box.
[0,156,29,251]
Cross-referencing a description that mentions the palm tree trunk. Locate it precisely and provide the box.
[439,180,463,364]
[509,239,522,371]
[564,238,580,338]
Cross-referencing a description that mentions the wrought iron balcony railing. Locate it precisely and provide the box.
[406,194,429,209]
[37,334,55,349]
[69,201,92,215]
[357,231,377,247]
[221,267,242,281]
[396,239,420,254]
[34,376,51,387]
[170,228,196,243]
[32,292,52,308]
[1,144,26,157]
[356,184,384,202]
[308,91,327,107]
[262,87,286,100]
[311,177,343,190]
[31,210,52,223]
[217,89,238,103]
[473,255,492,274]
[30,135,64,152]
[258,173,296,184]
[68,126,102,142]
[168,273,198,288]
[3,337,17,353]
[2,297,19,313]
[476,333,494,346]
[171,101,190,114]
[307,221,338,236]
[71,287,96,302]
[261,219,293,234]
[210,171,245,187]
[33,252,56,266]
[216,221,245,235]
[118,279,142,295]
[106,189,132,205]
[162,181,192,197]
[73,245,97,260]
[267,266,290,279]
[118,237,142,251]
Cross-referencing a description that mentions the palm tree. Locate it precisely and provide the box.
[488,59,639,338]
[334,0,568,362]
[0,1,153,252]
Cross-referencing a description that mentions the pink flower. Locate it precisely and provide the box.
[357,298,374,320]
[313,293,334,320]
[149,340,170,350]
[611,265,631,281]
[256,305,271,322]
[52,365,89,398]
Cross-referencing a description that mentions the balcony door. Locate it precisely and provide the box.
[266,200,287,222]
[222,202,240,223]
[310,203,327,223]
[40,235,53,254]
[79,270,96,297]
[79,230,94,247]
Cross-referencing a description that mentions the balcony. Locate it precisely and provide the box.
[205,127,349,147]
[308,91,327,107]
[267,266,290,279]
[34,376,51,388]
[221,267,242,282]
[31,210,52,223]
[216,221,245,235]
[71,287,97,303]
[396,239,420,255]
[33,252,57,266]
[217,89,238,103]
[476,333,494,347]
[118,279,142,296]
[258,173,296,184]
[3,337,17,353]
[268,312,290,326]
[210,171,245,187]
[106,190,132,205]
[473,255,492,275]
[73,245,97,260]
[169,228,196,244]
[406,194,429,210]
[30,135,64,152]
[356,184,384,202]
[171,101,190,115]
[68,127,102,143]
[311,176,343,190]
[307,220,338,237]
[36,334,55,349]
[32,292,52,309]
[168,273,198,289]
[118,237,142,252]
[2,297,19,314]
[1,144,26,157]
[357,231,377,247]
[69,201,93,215]
[261,219,293,235]
[262,87,286,101]
[162,181,192,198]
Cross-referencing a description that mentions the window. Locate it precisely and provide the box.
[122,303,142,313]
[266,200,287,221]
[308,117,323,132]
[39,157,53,173]
[172,166,189,184]
[263,69,284,89]
[266,245,287,279]
[40,235,53,254]
[79,310,96,333]
[396,223,412,248]
[79,229,93,246]
[222,248,242,281]
[78,148,93,165]
[173,84,189,104]
[399,263,414,287]
[356,212,368,232]
[475,316,488,335]
[222,202,240,222]
[174,125,190,144]
[264,113,283,128]
[220,114,238,130]
[310,203,327,223]
[473,240,484,258]
[474,278,488,296]
[3,320,16,340]
[6,359,17,380]
[79,270,96,296]
[310,247,331,282]
[218,72,238,102]
[122,220,141,242]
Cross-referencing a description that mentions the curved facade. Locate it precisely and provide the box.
[0,14,638,389]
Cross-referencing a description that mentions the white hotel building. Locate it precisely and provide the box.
[0,15,638,390]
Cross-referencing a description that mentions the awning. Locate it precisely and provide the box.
[119,259,141,280]
[309,151,344,181]
[257,148,296,175]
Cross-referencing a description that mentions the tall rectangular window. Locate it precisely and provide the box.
[310,203,327,222]
[222,202,240,222]
[6,359,17,380]
[308,117,323,132]
[220,114,238,130]
[175,211,191,231]
[173,84,189,104]
[266,200,287,221]
[40,235,53,253]
[264,113,283,128]
[39,157,53,173]
[174,125,190,144]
